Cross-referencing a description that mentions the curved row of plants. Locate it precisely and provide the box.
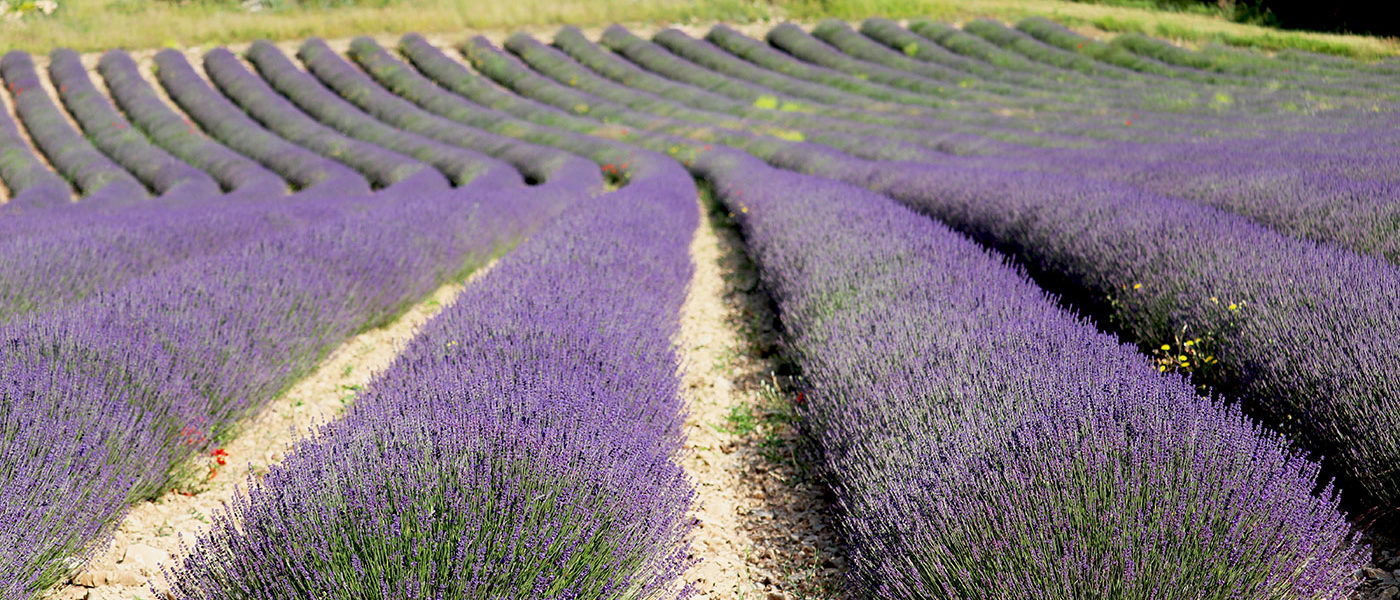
[97,50,287,199]
[201,47,444,192]
[1,50,149,204]
[48,49,222,200]
[160,151,700,600]
[439,28,1400,516]
[152,48,370,197]
[0,150,588,600]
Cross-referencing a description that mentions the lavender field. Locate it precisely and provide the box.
[2,15,1399,600]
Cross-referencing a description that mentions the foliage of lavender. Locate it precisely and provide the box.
[295,37,622,187]
[244,40,493,186]
[48,49,222,200]
[162,154,697,600]
[594,26,1051,155]
[202,47,446,192]
[0,81,70,209]
[152,48,370,197]
[97,50,288,199]
[1,157,589,599]
[691,146,1365,598]
[541,27,963,160]
[1014,18,1213,81]
[1,50,149,204]
[575,24,1400,275]
[706,23,971,105]
[766,146,1400,509]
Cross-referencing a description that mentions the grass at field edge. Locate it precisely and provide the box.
[0,0,1395,60]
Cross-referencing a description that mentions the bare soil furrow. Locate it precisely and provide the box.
[677,192,843,600]
[44,262,496,600]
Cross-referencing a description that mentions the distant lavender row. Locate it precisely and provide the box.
[0,79,69,209]
[0,154,593,599]
[245,40,492,186]
[693,145,1363,599]
[295,37,606,187]
[2,51,148,204]
[202,47,446,192]
[540,26,1400,271]
[162,153,697,600]
[97,50,287,199]
[433,32,1400,511]
[48,49,222,201]
[152,48,369,197]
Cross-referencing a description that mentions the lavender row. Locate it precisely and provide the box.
[245,40,494,186]
[347,35,690,171]
[545,27,1007,160]
[1,51,148,204]
[0,83,70,209]
[456,31,1400,511]
[162,151,697,600]
[643,27,1099,148]
[201,47,445,192]
[97,50,287,199]
[694,144,1362,599]
[153,48,369,197]
[589,26,1011,156]
[585,26,1400,268]
[0,155,588,597]
[715,23,1204,143]
[772,146,1400,510]
[48,49,222,201]
[295,37,618,187]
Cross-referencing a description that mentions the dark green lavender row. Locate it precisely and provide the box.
[48,49,222,201]
[296,37,654,186]
[645,27,1105,147]
[592,26,1034,155]
[202,47,446,192]
[153,48,370,197]
[98,50,288,200]
[245,40,493,187]
[2,51,148,204]
[0,80,70,209]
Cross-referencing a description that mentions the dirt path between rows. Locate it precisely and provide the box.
[44,263,495,600]
[677,194,843,600]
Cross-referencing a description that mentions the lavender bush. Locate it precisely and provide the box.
[162,153,697,600]
[2,50,149,204]
[153,48,370,197]
[48,49,222,200]
[201,47,446,192]
[97,50,288,199]
[692,146,1366,598]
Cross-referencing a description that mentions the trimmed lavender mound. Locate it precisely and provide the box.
[0,160,594,598]
[693,147,1365,598]
[162,154,698,600]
